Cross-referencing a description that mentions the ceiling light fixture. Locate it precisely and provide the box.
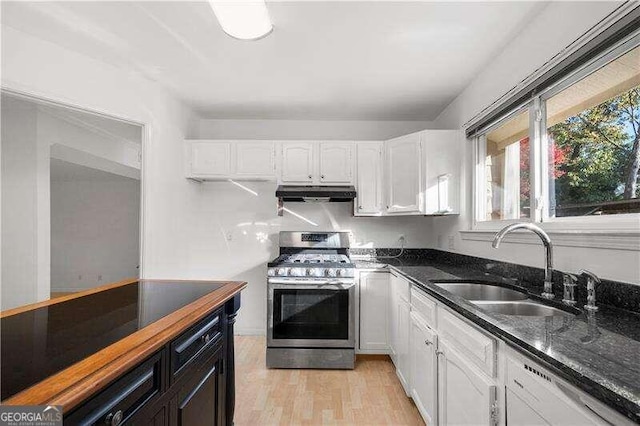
[209,0,273,41]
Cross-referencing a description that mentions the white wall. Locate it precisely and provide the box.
[50,176,140,292]
[149,180,433,334]
[431,1,640,284]
[2,25,195,306]
[195,119,434,140]
[1,97,50,309]
[39,111,141,179]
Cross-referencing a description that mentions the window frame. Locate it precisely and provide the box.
[471,32,640,236]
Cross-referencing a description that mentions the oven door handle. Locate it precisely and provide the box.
[268,279,356,289]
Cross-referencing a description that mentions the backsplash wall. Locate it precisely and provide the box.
[144,180,434,334]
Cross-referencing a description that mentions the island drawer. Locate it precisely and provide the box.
[65,350,163,425]
[170,308,223,380]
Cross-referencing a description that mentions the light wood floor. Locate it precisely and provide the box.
[234,336,425,426]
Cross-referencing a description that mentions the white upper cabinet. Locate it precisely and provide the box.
[189,141,232,177]
[354,142,384,216]
[280,142,315,183]
[235,141,276,179]
[184,132,460,211]
[422,130,462,215]
[185,140,276,180]
[385,130,462,216]
[279,141,354,185]
[319,142,353,183]
[386,132,423,214]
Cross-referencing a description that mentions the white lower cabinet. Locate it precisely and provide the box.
[410,312,438,425]
[379,277,624,426]
[358,271,389,352]
[396,296,411,393]
[387,272,411,393]
[438,339,497,426]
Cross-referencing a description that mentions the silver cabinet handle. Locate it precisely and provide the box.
[105,410,123,426]
[308,174,312,179]
[321,175,325,179]
[201,333,211,344]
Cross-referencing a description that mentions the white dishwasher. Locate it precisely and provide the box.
[505,353,635,426]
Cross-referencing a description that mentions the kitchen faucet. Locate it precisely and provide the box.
[492,223,555,299]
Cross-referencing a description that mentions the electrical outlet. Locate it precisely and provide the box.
[437,235,443,248]
[448,235,455,250]
[98,274,102,281]
[78,275,82,281]
[398,234,406,243]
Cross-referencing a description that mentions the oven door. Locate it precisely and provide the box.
[267,279,355,348]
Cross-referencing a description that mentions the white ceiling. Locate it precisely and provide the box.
[1,1,546,121]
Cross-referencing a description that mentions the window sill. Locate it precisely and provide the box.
[460,228,640,251]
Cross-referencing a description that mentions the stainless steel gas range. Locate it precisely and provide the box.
[266,231,355,369]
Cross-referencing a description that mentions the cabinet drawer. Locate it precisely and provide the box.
[65,351,163,425]
[437,308,496,377]
[410,287,437,329]
[171,309,223,380]
[391,272,410,302]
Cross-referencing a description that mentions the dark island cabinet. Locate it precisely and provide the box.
[65,294,240,426]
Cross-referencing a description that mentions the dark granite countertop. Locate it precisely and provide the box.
[356,256,640,423]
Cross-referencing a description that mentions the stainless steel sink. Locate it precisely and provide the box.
[434,282,528,301]
[472,301,577,317]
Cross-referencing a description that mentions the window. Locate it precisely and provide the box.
[545,45,640,218]
[478,109,531,221]
[474,36,640,228]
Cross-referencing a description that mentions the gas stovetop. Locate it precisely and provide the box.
[268,231,355,279]
[269,251,352,266]
[268,250,355,278]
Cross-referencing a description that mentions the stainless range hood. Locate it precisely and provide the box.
[276,185,356,202]
[276,185,356,215]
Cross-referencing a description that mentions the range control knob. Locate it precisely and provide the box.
[306,268,314,276]
[325,268,337,277]
[336,269,344,277]
[277,268,288,276]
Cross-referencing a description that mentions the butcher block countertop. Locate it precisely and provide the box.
[0,278,246,412]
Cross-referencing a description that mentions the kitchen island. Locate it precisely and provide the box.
[0,278,246,425]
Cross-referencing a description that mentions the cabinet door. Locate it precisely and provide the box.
[422,130,462,215]
[396,297,411,394]
[359,271,389,352]
[280,142,315,183]
[171,350,225,426]
[438,340,496,426]
[386,133,423,214]
[190,141,233,177]
[388,279,399,364]
[235,141,276,179]
[410,313,438,425]
[319,142,353,184]
[354,142,384,216]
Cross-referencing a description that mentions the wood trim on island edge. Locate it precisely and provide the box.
[0,279,246,413]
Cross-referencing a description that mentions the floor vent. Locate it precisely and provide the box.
[524,363,552,382]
